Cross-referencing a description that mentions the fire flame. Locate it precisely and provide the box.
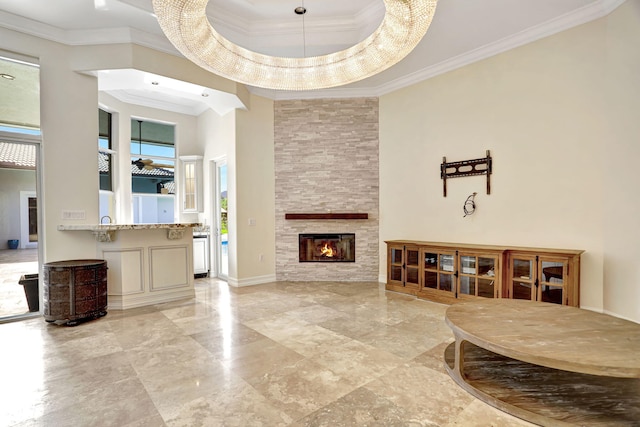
[321,243,335,257]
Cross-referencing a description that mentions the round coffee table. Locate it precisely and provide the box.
[444,299,640,426]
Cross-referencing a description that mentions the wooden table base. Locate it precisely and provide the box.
[444,341,640,426]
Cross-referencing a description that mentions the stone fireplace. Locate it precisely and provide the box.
[299,233,355,262]
[274,98,379,281]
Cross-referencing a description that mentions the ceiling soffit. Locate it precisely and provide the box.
[209,1,385,57]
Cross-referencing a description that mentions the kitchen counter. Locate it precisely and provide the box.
[58,223,201,309]
[58,222,201,242]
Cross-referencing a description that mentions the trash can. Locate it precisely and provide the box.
[8,239,19,249]
[19,274,39,312]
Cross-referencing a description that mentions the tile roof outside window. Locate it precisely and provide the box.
[0,141,36,169]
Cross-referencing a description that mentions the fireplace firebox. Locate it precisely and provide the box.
[299,233,355,262]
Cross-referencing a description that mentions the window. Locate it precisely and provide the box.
[130,119,175,224]
[98,109,115,220]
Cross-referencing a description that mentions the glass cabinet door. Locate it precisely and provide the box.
[511,256,536,301]
[458,254,497,298]
[388,246,404,285]
[422,250,455,294]
[538,258,567,304]
[405,247,420,288]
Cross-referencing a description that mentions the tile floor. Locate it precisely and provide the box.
[0,278,535,426]
[0,249,39,318]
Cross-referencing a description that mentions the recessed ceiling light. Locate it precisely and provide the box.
[1,73,15,80]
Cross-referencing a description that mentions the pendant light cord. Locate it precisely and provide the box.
[302,0,306,58]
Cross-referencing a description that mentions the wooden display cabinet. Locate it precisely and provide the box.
[506,250,581,307]
[418,248,457,304]
[386,243,420,294]
[386,241,582,307]
[456,251,502,300]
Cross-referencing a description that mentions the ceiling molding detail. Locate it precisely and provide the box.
[249,0,627,100]
[0,0,628,102]
[0,10,178,56]
[105,89,209,116]
[211,2,384,39]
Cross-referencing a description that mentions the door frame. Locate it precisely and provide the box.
[0,131,43,322]
[210,157,228,280]
[19,190,37,249]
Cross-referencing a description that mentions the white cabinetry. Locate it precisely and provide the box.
[180,155,203,212]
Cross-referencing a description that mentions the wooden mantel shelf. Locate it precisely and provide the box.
[285,213,368,220]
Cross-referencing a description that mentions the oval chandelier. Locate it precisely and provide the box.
[152,0,438,91]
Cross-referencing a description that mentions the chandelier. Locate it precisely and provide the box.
[152,0,438,91]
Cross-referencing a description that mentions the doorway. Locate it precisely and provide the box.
[212,158,228,280]
[0,54,42,322]
[0,137,41,321]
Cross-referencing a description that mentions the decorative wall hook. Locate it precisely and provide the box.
[441,150,492,197]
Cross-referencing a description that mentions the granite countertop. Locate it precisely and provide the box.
[57,223,202,231]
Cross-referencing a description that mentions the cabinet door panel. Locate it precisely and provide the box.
[538,258,568,305]
[440,273,454,292]
[478,257,496,277]
[391,248,403,264]
[478,278,496,298]
[387,246,405,286]
[424,271,437,289]
[460,256,476,275]
[390,265,403,282]
[458,253,499,299]
[509,256,536,301]
[512,281,534,300]
[459,276,475,296]
[440,254,455,272]
[406,249,420,267]
[423,252,438,270]
[406,267,420,286]
[540,285,563,304]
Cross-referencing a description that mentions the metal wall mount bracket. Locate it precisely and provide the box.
[441,150,492,197]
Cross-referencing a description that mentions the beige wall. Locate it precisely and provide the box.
[602,0,640,321]
[380,3,640,321]
[199,108,237,280]
[234,94,276,284]
[0,30,101,263]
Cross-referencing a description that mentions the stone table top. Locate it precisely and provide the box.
[445,299,640,378]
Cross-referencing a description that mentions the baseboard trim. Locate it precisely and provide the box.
[227,274,277,288]
[603,308,639,324]
[108,288,195,310]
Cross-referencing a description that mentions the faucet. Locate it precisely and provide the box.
[100,215,112,225]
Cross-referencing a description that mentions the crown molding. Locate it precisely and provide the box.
[0,10,180,56]
[248,85,377,101]
[0,0,627,102]
[210,1,384,39]
[375,0,628,96]
[252,0,627,100]
[106,89,207,116]
[0,10,67,45]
